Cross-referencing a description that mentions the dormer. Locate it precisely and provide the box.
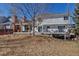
[64,16,68,20]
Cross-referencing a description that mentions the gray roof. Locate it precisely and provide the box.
[38,17,75,26]
[35,13,68,20]
[0,16,10,23]
[39,18,68,26]
[35,13,75,26]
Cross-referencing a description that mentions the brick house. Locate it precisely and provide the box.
[11,15,32,32]
[0,15,32,35]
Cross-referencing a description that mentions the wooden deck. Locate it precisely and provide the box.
[13,32,65,35]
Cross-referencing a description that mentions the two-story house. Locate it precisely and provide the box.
[35,13,75,35]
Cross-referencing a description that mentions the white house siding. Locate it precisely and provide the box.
[5,25,11,29]
[38,24,70,32]
[36,17,75,33]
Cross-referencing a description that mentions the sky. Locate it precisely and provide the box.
[0,3,75,18]
[47,3,75,14]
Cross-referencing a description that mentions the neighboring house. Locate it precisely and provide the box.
[0,15,32,35]
[10,15,32,32]
[35,13,75,34]
[0,16,13,35]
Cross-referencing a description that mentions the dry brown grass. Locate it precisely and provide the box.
[0,34,79,56]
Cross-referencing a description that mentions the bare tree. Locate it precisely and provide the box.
[10,3,48,36]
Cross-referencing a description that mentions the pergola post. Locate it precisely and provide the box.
[42,25,43,33]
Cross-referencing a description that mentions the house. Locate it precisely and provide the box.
[10,15,32,32]
[0,13,75,35]
[35,13,75,35]
[0,15,32,35]
[0,16,13,35]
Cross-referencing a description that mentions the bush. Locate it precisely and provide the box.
[73,28,79,35]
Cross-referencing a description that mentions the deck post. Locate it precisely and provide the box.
[42,25,43,33]
[64,33,67,40]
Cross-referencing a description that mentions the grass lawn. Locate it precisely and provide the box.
[0,35,79,56]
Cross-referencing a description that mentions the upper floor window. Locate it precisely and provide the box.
[64,16,68,20]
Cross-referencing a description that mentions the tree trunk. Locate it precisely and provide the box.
[32,18,35,36]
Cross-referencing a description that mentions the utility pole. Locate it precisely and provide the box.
[64,3,70,40]
[67,3,70,16]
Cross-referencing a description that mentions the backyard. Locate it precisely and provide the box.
[0,34,79,56]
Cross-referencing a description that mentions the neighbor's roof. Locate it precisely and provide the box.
[0,16,10,23]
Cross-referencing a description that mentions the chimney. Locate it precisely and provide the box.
[12,15,18,23]
[21,16,27,23]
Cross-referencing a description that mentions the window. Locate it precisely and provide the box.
[38,27,42,32]
[64,16,68,20]
[6,25,10,29]
[15,25,20,32]
[58,26,65,32]
[71,24,75,28]
[22,25,26,32]
[47,26,50,29]
[16,25,20,29]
